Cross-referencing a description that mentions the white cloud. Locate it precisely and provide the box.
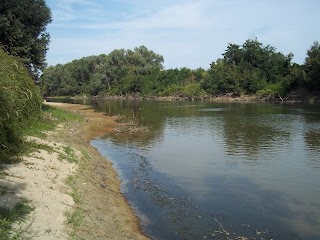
[46,0,320,68]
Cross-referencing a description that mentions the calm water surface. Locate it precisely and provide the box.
[59,99,320,239]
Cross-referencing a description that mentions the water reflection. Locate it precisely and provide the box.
[56,99,320,240]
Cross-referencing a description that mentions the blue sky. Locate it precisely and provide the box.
[46,0,320,69]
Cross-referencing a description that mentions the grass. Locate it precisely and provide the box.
[65,208,85,239]
[1,104,82,164]
[58,145,79,164]
[66,208,84,228]
[24,140,54,155]
[0,103,84,238]
[0,201,33,240]
[64,151,90,238]
[22,104,82,159]
[65,174,82,204]
[81,151,91,161]
[23,104,83,138]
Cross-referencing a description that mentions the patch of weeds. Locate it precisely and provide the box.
[58,146,78,163]
[23,104,83,138]
[2,104,82,165]
[24,140,54,155]
[63,145,74,156]
[70,189,82,204]
[66,208,84,228]
[0,186,11,196]
[65,174,82,204]
[65,171,84,238]
[65,175,74,186]
[81,151,91,161]
[0,200,33,240]
[66,208,84,239]
[43,104,83,123]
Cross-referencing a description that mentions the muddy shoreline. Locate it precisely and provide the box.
[44,102,148,239]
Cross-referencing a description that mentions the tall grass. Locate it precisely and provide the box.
[0,48,42,163]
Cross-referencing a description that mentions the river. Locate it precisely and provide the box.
[54,99,320,239]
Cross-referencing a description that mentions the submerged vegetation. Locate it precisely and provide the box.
[41,39,320,100]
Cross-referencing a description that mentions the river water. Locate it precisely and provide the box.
[56,99,320,239]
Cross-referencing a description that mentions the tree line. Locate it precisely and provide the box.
[41,39,320,99]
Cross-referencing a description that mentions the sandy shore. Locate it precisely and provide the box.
[0,136,77,239]
[0,102,148,239]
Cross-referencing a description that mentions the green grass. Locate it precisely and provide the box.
[0,48,43,165]
[19,104,83,162]
[65,173,82,204]
[81,151,91,161]
[24,140,54,155]
[65,208,85,239]
[70,189,82,204]
[0,103,84,238]
[0,103,82,163]
[66,208,84,228]
[23,104,83,138]
[58,145,79,164]
[64,151,91,238]
[0,201,33,240]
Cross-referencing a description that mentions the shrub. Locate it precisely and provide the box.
[0,48,42,162]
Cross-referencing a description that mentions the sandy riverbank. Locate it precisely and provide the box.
[0,102,148,239]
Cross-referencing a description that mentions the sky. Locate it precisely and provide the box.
[45,0,320,69]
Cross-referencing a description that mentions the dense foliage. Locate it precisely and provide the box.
[41,39,319,99]
[41,46,166,96]
[0,49,42,162]
[203,39,305,96]
[0,0,52,78]
[305,41,320,90]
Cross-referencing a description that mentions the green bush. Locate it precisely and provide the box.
[0,49,42,162]
[182,83,206,98]
[256,82,285,97]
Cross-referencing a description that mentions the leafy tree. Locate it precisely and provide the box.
[41,46,164,96]
[203,38,296,96]
[0,0,52,77]
[223,44,243,65]
[305,41,320,90]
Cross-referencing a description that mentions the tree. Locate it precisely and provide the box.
[0,0,52,78]
[40,46,165,96]
[305,41,320,90]
[203,38,296,96]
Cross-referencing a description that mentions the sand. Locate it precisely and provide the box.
[0,102,148,240]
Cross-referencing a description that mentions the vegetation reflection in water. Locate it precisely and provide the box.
[88,100,320,239]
